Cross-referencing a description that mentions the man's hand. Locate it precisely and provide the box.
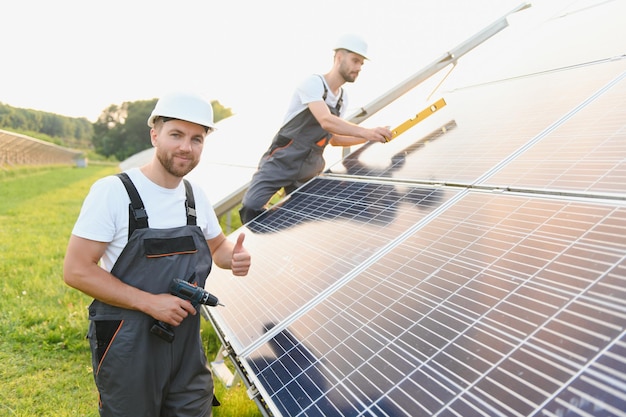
[231,233,251,276]
[147,293,196,326]
[366,126,393,143]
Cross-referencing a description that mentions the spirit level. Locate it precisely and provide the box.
[388,97,447,141]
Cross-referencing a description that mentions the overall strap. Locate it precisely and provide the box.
[335,88,343,113]
[117,174,198,239]
[117,172,148,240]
[183,179,197,226]
[317,74,343,113]
[318,74,328,101]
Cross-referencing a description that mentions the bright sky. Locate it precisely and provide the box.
[2,0,525,123]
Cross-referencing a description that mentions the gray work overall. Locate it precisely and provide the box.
[239,75,343,223]
[87,173,214,417]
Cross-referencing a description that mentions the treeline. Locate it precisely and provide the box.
[0,102,93,149]
[0,99,232,161]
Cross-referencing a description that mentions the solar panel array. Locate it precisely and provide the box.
[203,4,626,416]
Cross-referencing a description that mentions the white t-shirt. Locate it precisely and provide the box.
[72,167,221,272]
[281,74,349,126]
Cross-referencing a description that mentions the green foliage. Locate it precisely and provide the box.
[0,102,93,149]
[219,205,244,235]
[0,165,261,417]
[92,99,156,161]
[212,100,233,123]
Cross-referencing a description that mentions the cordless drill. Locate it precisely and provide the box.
[151,275,223,343]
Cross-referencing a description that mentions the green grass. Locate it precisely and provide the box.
[0,165,262,416]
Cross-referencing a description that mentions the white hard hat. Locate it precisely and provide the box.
[147,92,216,131]
[333,33,369,60]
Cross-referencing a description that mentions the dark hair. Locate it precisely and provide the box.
[154,116,210,133]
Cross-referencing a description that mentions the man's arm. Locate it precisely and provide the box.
[308,101,391,145]
[207,232,251,276]
[63,235,197,326]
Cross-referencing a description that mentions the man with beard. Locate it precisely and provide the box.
[239,34,393,224]
[63,92,251,417]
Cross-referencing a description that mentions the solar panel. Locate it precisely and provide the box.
[484,70,626,196]
[208,180,457,352]
[241,192,626,416]
[327,59,626,188]
[201,3,626,416]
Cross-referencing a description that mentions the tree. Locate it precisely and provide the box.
[91,100,154,160]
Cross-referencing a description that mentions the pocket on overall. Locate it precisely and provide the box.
[267,135,293,157]
[296,147,325,182]
[144,235,197,258]
[92,320,123,366]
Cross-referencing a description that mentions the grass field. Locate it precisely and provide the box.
[0,165,262,417]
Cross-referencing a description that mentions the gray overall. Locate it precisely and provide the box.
[239,75,343,223]
[87,173,214,417]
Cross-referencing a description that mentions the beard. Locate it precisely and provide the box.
[156,149,199,178]
[340,66,359,83]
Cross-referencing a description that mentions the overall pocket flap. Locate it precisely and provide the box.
[144,235,197,258]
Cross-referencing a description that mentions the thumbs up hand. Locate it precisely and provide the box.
[231,233,251,276]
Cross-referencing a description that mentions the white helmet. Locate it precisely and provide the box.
[333,33,369,60]
[147,92,216,131]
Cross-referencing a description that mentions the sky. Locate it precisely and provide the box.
[1,0,526,123]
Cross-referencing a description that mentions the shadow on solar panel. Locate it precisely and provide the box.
[246,122,456,235]
[247,181,445,234]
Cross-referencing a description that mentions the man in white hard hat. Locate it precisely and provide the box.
[239,33,392,223]
[63,92,251,416]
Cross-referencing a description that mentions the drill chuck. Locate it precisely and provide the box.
[169,278,224,307]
